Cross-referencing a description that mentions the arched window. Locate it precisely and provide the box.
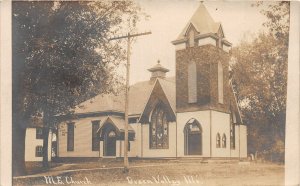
[218,61,224,104]
[189,29,195,47]
[216,133,221,148]
[222,134,226,148]
[150,103,169,149]
[188,61,197,103]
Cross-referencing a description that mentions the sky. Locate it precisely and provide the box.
[127,0,269,84]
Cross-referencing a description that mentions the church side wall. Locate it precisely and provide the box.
[211,110,230,157]
[129,123,141,157]
[117,123,141,158]
[176,110,211,157]
[141,121,176,158]
[58,117,106,157]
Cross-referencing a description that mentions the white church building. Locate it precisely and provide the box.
[56,4,247,159]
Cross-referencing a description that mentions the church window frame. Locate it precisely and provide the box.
[35,146,43,157]
[36,127,43,139]
[92,120,100,151]
[149,102,169,149]
[67,122,74,151]
[218,61,224,104]
[216,133,221,148]
[222,133,226,148]
[188,61,197,103]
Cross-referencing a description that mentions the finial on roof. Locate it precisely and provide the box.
[148,60,169,81]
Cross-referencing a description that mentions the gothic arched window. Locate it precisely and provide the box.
[188,61,197,103]
[222,134,226,148]
[218,61,224,104]
[216,133,221,148]
[150,103,169,149]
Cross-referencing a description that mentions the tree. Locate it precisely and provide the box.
[231,2,289,162]
[12,1,145,176]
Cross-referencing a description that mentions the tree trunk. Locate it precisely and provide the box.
[42,126,50,168]
[12,124,27,176]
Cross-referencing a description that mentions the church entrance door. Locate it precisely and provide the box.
[184,119,202,155]
[104,130,116,156]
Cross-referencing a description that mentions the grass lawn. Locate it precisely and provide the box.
[13,161,284,186]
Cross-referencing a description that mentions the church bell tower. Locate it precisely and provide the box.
[172,3,232,113]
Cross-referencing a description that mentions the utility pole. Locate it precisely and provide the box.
[109,31,151,172]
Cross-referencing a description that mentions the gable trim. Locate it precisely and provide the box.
[138,79,176,123]
[184,23,199,37]
[218,24,225,38]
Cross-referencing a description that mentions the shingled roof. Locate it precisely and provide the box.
[174,3,222,42]
[74,77,175,117]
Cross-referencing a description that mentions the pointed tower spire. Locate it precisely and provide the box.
[175,3,218,41]
[172,3,231,51]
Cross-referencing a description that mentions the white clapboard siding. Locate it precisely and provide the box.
[25,128,52,162]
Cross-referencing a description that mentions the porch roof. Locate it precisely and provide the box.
[97,116,135,134]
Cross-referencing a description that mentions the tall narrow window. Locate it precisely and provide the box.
[36,128,43,139]
[188,61,197,103]
[92,121,100,151]
[150,103,169,149]
[222,134,226,148]
[67,123,74,151]
[218,61,224,103]
[189,29,195,47]
[35,146,43,157]
[230,111,236,149]
[216,133,221,148]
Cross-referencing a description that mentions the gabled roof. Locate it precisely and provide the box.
[74,93,125,114]
[97,116,135,135]
[74,77,176,118]
[139,78,176,123]
[175,4,221,41]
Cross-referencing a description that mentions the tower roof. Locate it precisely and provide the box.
[148,60,169,73]
[175,3,221,42]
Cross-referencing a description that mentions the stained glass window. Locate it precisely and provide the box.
[150,104,169,149]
